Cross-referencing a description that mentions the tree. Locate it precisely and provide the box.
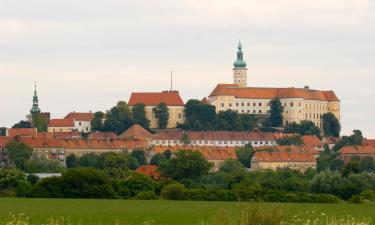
[322,112,341,137]
[150,153,167,166]
[102,152,138,178]
[131,149,147,166]
[219,158,246,173]
[153,102,169,129]
[24,156,64,173]
[268,98,283,127]
[32,113,47,132]
[77,153,102,168]
[284,122,300,134]
[0,168,27,191]
[163,149,172,159]
[91,111,105,132]
[235,144,253,168]
[66,154,78,168]
[125,173,155,196]
[161,183,187,200]
[0,127,6,136]
[359,157,375,172]
[332,130,364,151]
[12,120,32,129]
[216,110,242,131]
[299,120,321,136]
[276,135,303,146]
[132,103,150,130]
[239,114,257,131]
[6,141,33,170]
[159,150,212,180]
[181,133,191,145]
[104,101,134,134]
[342,159,361,177]
[183,99,216,131]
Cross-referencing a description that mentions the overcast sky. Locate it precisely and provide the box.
[0,0,374,137]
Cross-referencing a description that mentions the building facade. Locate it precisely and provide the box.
[64,112,94,133]
[208,43,340,128]
[128,91,185,129]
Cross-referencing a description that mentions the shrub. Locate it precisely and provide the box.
[134,191,158,200]
[161,183,187,200]
[348,195,362,204]
[360,189,375,201]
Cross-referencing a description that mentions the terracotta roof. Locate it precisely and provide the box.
[48,119,75,127]
[302,135,322,148]
[64,112,94,121]
[88,132,118,140]
[255,145,320,155]
[58,139,148,149]
[153,130,275,141]
[339,145,375,154]
[7,128,37,137]
[0,137,12,148]
[153,146,237,160]
[128,91,184,106]
[135,165,161,179]
[209,84,339,101]
[325,137,341,144]
[363,139,375,147]
[18,137,64,148]
[120,124,152,140]
[252,151,316,162]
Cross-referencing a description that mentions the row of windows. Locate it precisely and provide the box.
[154,140,275,145]
[221,102,269,108]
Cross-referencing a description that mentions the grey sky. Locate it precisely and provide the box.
[0,0,374,137]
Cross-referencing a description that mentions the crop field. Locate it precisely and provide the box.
[0,198,374,225]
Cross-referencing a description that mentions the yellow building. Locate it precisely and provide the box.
[47,119,75,132]
[128,91,185,129]
[208,43,340,128]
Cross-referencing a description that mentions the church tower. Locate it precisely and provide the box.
[233,42,247,87]
[30,83,41,114]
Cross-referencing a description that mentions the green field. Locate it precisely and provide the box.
[0,198,374,225]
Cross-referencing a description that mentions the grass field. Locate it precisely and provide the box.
[0,198,374,225]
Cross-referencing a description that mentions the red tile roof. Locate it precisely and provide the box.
[18,137,64,148]
[128,91,184,106]
[302,135,322,148]
[363,139,375,147]
[7,128,37,137]
[153,146,237,160]
[135,165,161,179]
[255,145,320,155]
[64,112,94,121]
[48,119,75,127]
[0,137,12,148]
[120,124,152,140]
[252,151,316,162]
[209,84,339,101]
[88,132,118,140]
[339,145,375,155]
[58,139,148,149]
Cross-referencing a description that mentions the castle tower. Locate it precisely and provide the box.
[30,83,41,114]
[233,42,247,87]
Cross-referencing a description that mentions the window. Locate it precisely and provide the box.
[79,122,82,126]
[253,110,256,113]
[253,103,256,107]
[247,103,250,106]
[229,103,232,107]
[247,110,250,113]
[221,103,224,107]
[241,110,244,113]
[236,103,239,106]
[241,103,244,106]
[259,103,262,106]
[178,113,182,119]
[290,102,293,107]
[259,110,262,113]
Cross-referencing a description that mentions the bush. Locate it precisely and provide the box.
[125,173,155,196]
[134,191,158,200]
[161,183,187,200]
[348,195,362,204]
[360,189,375,201]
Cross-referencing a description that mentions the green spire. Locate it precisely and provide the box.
[233,41,247,68]
[30,82,41,114]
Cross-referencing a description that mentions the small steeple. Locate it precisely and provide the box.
[234,41,247,68]
[30,82,41,114]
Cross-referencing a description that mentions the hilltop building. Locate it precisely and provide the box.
[26,84,50,126]
[128,91,185,129]
[208,42,340,128]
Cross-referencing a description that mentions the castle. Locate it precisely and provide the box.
[208,42,340,128]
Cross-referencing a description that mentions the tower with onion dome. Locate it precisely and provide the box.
[233,42,247,87]
[30,83,41,114]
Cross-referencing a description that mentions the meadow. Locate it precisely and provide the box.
[0,198,374,225]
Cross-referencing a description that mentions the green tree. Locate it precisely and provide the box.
[131,149,147,166]
[216,110,242,131]
[32,113,47,132]
[91,111,105,132]
[150,153,167,166]
[163,149,172,159]
[159,150,212,180]
[103,153,136,178]
[219,158,246,173]
[125,173,155,196]
[153,102,169,129]
[0,168,27,192]
[104,101,134,134]
[268,97,283,127]
[360,157,375,172]
[77,153,102,168]
[12,120,32,129]
[132,103,150,130]
[322,112,341,137]
[181,132,191,145]
[183,99,216,131]
[24,156,64,173]
[235,144,253,168]
[6,141,33,170]
[66,154,78,168]
[0,127,6,136]
[299,120,321,136]
[276,135,303,146]
[342,159,361,177]
[284,122,300,134]
[239,114,257,131]
[161,183,187,200]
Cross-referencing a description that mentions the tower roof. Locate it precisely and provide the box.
[30,83,41,114]
[233,41,247,68]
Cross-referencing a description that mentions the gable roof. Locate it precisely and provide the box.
[302,135,322,148]
[252,151,316,162]
[339,145,375,154]
[58,139,148,149]
[255,145,320,155]
[363,139,375,147]
[209,84,339,101]
[120,124,152,140]
[128,91,184,106]
[88,132,118,140]
[18,137,64,148]
[153,146,237,160]
[48,119,75,127]
[135,165,161,179]
[64,112,94,121]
